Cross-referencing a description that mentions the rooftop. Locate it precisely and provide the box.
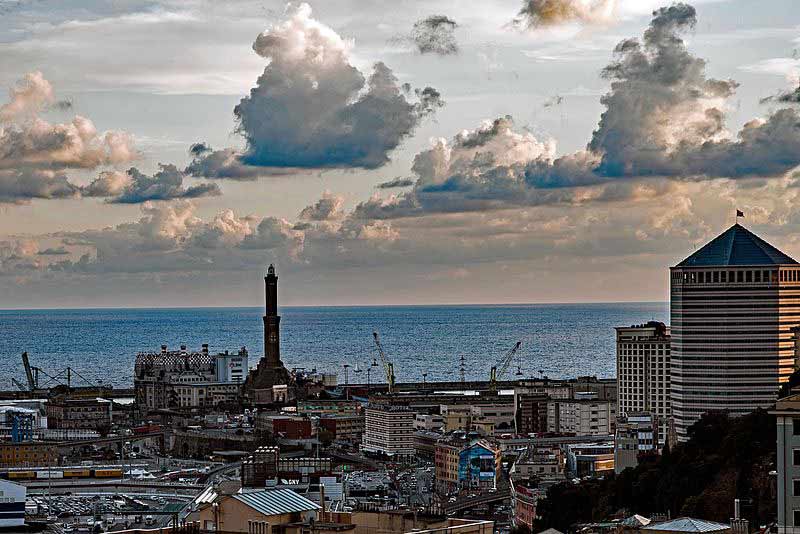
[233,488,320,516]
[643,517,730,533]
[676,224,797,267]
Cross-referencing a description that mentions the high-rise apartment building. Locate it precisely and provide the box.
[361,404,415,459]
[671,224,800,440]
[615,321,671,445]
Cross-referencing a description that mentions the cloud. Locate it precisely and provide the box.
[513,0,617,29]
[582,3,800,180]
[184,144,276,181]
[298,191,345,221]
[391,15,459,56]
[761,83,800,105]
[195,3,443,174]
[0,72,136,203]
[84,164,220,203]
[377,177,415,189]
[347,4,800,220]
[0,71,54,122]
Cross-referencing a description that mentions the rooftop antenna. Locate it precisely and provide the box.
[459,356,466,384]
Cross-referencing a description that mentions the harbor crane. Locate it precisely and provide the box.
[372,331,396,394]
[19,351,100,391]
[489,341,522,391]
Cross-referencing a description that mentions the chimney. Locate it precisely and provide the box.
[161,345,167,354]
[202,344,209,355]
[180,345,187,353]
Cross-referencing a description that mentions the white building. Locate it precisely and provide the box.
[215,350,248,383]
[772,394,800,534]
[361,404,415,459]
[547,394,615,436]
[616,322,671,445]
[671,224,800,440]
[0,479,25,528]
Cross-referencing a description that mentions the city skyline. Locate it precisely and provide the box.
[3,0,800,308]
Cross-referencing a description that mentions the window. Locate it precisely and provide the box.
[793,449,800,466]
[793,419,800,436]
[794,510,800,527]
[794,480,800,497]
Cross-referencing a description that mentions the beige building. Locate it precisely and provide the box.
[361,404,415,459]
[510,446,566,483]
[616,322,671,445]
[191,487,319,533]
[547,395,615,436]
[671,224,800,440]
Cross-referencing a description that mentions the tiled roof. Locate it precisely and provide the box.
[676,224,797,267]
[233,488,320,516]
[643,517,730,533]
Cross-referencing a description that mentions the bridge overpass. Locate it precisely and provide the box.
[443,489,511,515]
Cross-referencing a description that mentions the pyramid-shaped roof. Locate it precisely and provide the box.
[676,224,797,267]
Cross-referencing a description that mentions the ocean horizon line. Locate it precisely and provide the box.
[0,300,668,313]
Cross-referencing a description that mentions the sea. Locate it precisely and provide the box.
[0,303,667,389]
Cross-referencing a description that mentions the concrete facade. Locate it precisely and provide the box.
[616,322,671,445]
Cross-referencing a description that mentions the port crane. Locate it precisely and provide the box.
[489,341,523,391]
[18,351,100,391]
[372,331,396,394]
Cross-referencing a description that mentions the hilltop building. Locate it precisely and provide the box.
[244,264,293,405]
[616,322,671,445]
[671,224,800,440]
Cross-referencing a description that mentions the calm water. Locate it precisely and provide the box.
[0,303,667,389]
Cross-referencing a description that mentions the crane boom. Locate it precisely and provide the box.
[21,352,35,391]
[372,331,396,393]
[489,341,522,391]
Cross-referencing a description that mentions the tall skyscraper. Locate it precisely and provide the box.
[670,223,800,440]
[615,321,671,445]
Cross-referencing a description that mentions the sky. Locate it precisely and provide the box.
[2,0,800,308]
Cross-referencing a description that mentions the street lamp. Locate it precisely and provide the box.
[422,372,427,388]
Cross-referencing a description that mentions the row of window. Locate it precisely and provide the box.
[673,269,779,284]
